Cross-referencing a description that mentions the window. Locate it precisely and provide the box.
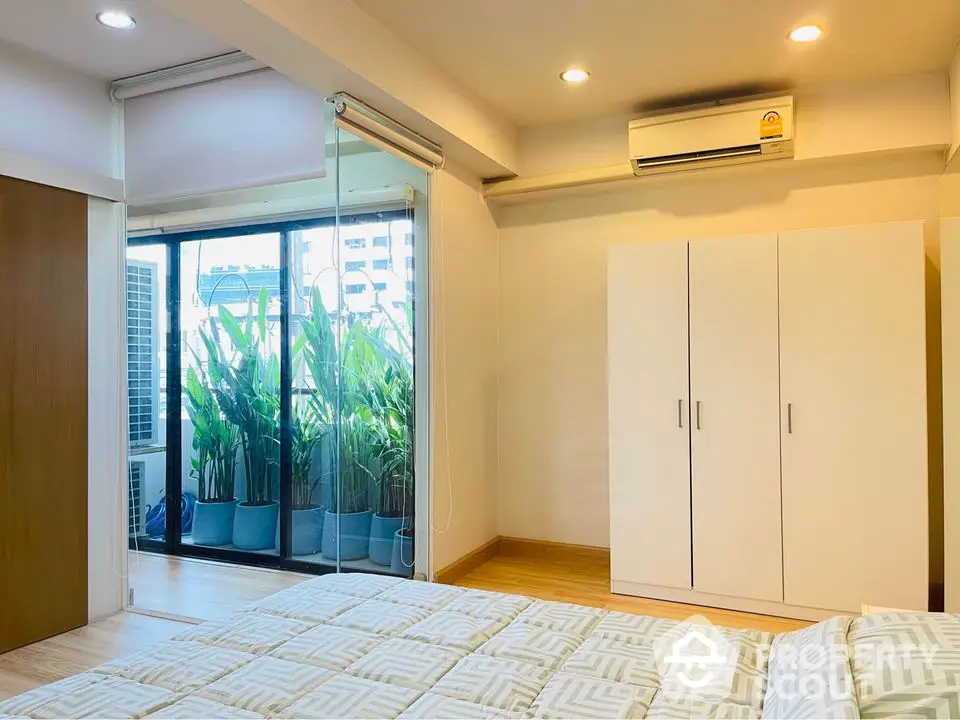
[125,206,423,577]
[404,232,414,246]
[405,257,414,270]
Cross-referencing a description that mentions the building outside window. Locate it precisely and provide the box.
[345,260,366,271]
[373,236,389,248]
[373,282,387,292]
[345,283,366,294]
[372,258,390,270]
[345,237,366,249]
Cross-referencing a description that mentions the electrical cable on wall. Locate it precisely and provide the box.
[431,172,455,537]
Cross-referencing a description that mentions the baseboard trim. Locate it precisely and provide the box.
[499,536,611,563]
[435,537,502,584]
[126,607,204,626]
[436,536,611,585]
[611,579,842,622]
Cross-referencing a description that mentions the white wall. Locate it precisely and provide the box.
[88,197,127,620]
[942,217,960,610]
[516,72,950,177]
[0,39,121,199]
[495,153,944,547]
[429,163,500,572]
[950,43,960,162]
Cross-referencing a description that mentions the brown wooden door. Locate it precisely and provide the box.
[0,175,88,652]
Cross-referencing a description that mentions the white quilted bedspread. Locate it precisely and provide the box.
[16,575,960,719]
[0,574,781,719]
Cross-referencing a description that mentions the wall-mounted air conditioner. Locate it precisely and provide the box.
[629,96,794,176]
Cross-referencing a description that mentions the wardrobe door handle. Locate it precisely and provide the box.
[696,401,702,430]
[787,403,793,434]
[678,399,684,428]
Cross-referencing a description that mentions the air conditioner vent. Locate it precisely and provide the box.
[635,144,762,170]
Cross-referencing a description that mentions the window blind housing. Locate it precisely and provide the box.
[333,93,443,171]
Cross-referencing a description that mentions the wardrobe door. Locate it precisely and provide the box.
[608,241,691,590]
[0,176,88,652]
[689,235,782,602]
[779,222,928,613]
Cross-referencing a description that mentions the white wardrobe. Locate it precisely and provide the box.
[608,221,929,620]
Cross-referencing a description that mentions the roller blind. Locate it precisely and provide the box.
[123,70,326,203]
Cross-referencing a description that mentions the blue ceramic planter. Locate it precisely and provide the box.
[369,515,410,566]
[233,501,279,550]
[291,506,324,556]
[321,510,373,561]
[192,499,236,546]
[391,529,414,577]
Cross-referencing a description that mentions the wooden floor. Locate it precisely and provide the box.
[0,550,808,700]
[454,551,809,633]
[0,612,186,701]
[128,551,311,622]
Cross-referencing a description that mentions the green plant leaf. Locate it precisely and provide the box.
[218,305,249,351]
[257,286,268,344]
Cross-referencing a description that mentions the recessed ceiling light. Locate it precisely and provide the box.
[788,25,822,43]
[560,68,591,84]
[96,10,136,30]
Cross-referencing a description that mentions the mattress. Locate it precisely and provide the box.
[1,574,959,719]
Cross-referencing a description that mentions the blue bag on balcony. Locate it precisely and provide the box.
[144,492,197,538]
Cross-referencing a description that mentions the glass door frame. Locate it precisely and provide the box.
[127,209,416,576]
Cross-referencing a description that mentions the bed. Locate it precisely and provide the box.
[1,574,959,718]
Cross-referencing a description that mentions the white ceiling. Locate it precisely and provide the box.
[0,0,232,79]
[355,0,960,127]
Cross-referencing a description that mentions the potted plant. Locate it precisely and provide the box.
[300,289,378,561]
[184,365,239,546]
[321,412,375,560]
[289,402,327,555]
[203,289,281,551]
[392,525,414,578]
[365,356,414,565]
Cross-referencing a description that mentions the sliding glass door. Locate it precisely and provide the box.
[180,232,282,559]
[289,211,417,573]
[126,121,427,577]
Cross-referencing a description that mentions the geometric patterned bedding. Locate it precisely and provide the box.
[1,574,959,719]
